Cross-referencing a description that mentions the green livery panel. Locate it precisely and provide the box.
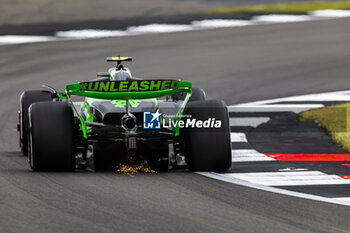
[79,80,178,92]
[65,79,192,138]
[66,80,191,100]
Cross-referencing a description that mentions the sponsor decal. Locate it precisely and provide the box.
[163,118,222,128]
[110,100,140,108]
[143,111,222,129]
[143,110,162,129]
[79,80,178,92]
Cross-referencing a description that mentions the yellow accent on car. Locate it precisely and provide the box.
[106,57,132,62]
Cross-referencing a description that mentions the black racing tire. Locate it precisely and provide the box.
[183,100,231,172]
[28,102,75,171]
[189,88,206,102]
[19,90,52,156]
[177,88,206,102]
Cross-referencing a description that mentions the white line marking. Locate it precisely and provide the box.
[332,197,350,204]
[55,20,254,39]
[224,171,350,186]
[252,14,315,23]
[127,24,194,33]
[231,149,275,162]
[56,29,127,38]
[197,172,350,206]
[311,9,350,18]
[2,10,350,45]
[278,167,308,171]
[229,104,324,113]
[230,117,270,127]
[230,133,247,142]
[0,35,58,44]
[191,19,253,28]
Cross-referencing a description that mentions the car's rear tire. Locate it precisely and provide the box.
[183,100,231,171]
[28,102,75,171]
[189,88,206,102]
[177,87,206,102]
[19,90,52,156]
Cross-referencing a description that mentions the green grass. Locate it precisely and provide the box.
[206,1,350,14]
[300,103,350,152]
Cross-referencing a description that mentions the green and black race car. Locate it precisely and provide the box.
[18,57,231,172]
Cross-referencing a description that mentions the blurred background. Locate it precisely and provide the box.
[0,0,345,26]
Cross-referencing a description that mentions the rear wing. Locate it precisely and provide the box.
[65,79,192,100]
[106,57,132,62]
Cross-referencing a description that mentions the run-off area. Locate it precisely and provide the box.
[203,90,350,206]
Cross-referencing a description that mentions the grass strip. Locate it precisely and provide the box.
[300,103,350,152]
[206,1,350,14]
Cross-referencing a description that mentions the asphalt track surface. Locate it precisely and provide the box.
[1,18,350,233]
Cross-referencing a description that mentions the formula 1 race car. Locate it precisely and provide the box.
[18,57,231,172]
